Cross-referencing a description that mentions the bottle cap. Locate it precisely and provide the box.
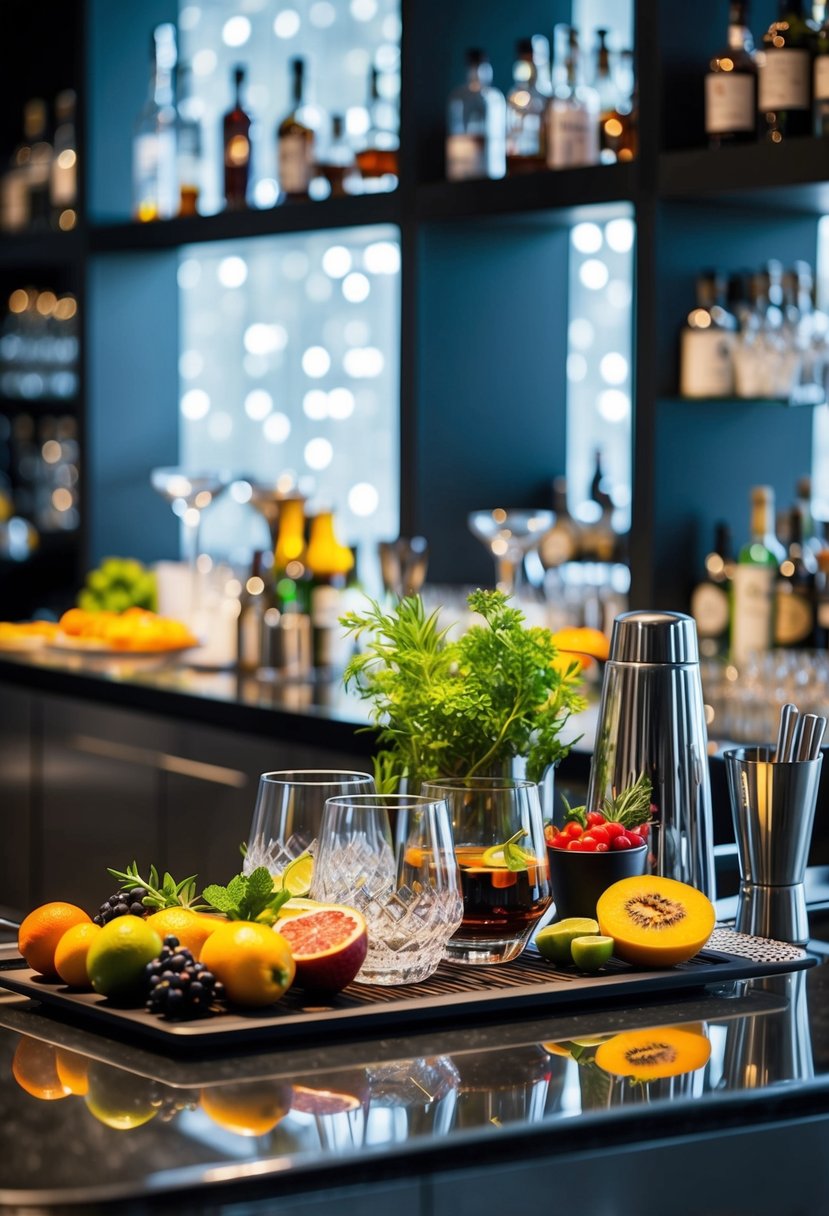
[610,610,700,665]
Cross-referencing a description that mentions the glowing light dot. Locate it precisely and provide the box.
[218,256,248,288]
[322,246,352,278]
[571,223,603,254]
[567,353,587,382]
[580,259,609,290]
[346,106,370,138]
[363,242,400,274]
[349,482,379,516]
[328,387,355,419]
[222,15,251,46]
[598,389,630,422]
[350,0,377,19]
[600,353,629,385]
[253,179,279,208]
[342,272,370,303]
[303,390,328,420]
[230,479,252,503]
[273,9,301,37]
[244,323,288,355]
[305,438,334,469]
[244,389,273,420]
[263,412,291,443]
[302,346,331,378]
[605,218,635,253]
[181,389,210,420]
[310,1,337,26]
[343,347,384,378]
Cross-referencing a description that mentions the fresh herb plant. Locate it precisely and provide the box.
[108,862,208,911]
[563,772,654,830]
[341,589,586,792]
[202,867,291,924]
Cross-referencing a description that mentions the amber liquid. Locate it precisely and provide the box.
[355,147,398,178]
[455,846,551,940]
[318,163,349,197]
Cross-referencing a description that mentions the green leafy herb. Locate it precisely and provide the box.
[561,772,654,831]
[202,866,291,924]
[108,862,208,911]
[341,589,586,792]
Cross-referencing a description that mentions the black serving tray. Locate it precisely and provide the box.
[0,927,813,1053]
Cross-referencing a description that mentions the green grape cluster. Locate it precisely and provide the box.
[77,556,158,614]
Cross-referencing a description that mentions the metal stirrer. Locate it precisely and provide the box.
[774,703,799,763]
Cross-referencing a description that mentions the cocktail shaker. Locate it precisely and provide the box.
[586,611,716,900]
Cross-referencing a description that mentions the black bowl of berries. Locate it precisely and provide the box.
[545,777,652,922]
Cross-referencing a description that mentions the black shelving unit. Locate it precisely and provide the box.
[2,0,827,608]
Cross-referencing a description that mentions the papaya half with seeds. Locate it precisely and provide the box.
[596,874,715,968]
[594,1026,711,1082]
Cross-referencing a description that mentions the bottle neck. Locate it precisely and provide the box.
[292,66,305,107]
[750,500,775,540]
[728,7,754,50]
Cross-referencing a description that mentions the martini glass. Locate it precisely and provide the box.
[150,468,230,618]
[467,509,554,596]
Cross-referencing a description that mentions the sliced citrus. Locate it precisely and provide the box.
[535,917,599,966]
[276,905,368,993]
[275,897,328,920]
[570,934,614,971]
[281,854,314,897]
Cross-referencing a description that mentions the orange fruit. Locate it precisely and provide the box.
[54,921,102,989]
[200,1081,292,1136]
[144,908,220,960]
[55,1048,90,1096]
[551,626,610,672]
[200,921,295,1007]
[18,902,92,978]
[12,1036,71,1100]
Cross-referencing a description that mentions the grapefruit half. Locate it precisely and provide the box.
[276,905,367,993]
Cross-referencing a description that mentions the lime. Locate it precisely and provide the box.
[85,1062,158,1130]
[281,854,314,897]
[535,918,599,966]
[86,917,163,1003]
[571,934,614,971]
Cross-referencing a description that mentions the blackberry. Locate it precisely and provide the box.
[145,936,225,1020]
[93,886,149,926]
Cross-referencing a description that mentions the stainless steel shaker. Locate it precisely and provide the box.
[586,611,716,899]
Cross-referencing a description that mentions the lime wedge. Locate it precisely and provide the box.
[481,845,510,868]
[571,934,614,972]
[281,854,314,897]
[535,918,599,966]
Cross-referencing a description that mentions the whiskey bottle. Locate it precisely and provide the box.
[355,67,399,182]
[50,90,77,231]
[277,58,314,201]
[679,272,737,398]
[690,522,734,657]
[593,28,622,163]
[133,24,178,222]
[815,4,829,132]
[546,26,600,169]
[706,1,758,146]
[506,38,547,174]
[317,114,354,198]
[758,0,813,141]
[731,486,786,663]
[176,63,202,217]
[446,49,506,181]
[775,506,817,646]
[223,65,252,211]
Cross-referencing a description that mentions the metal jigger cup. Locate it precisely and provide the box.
[724,746,823,946]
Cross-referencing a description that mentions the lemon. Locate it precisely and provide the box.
[281,854,314,897]
[275,897,327,920]
[86,918,163,1003]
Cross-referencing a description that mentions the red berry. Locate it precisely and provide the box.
[612,834,633,851]
[595,842,610,853]
[604,822,625,839]
[552,837,568,850]
[589,825,610,845]
[627,830,644,847]
[567,840,585,851]
[565,823,583,839]
[580,837,599,852]
[586,811,606,827]
[637,823,650,840]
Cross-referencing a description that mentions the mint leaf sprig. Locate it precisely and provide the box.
[108,861,208,911]
[202,867,291,924]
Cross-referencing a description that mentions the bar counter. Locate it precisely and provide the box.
[1,929,828,1215]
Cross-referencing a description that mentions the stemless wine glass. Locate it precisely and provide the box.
[311,793,464,985]
[421,777,552,965]
[243,770,375,887]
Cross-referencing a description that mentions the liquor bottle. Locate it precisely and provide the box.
[690,522,734,656]
[317,114,354,198]
[237,551,270,673]
[589,447,614,510]
[730,486,786,663]
[539,476,581,566]
[505,38,547,174]
[50,90,77,231]
[815,4,829,131]
[305,509,355,670]
[274,496,308,612]
[355,67,399,182]
[679,272,737,397]
[758,1,813,141]
[25,99,52,231]
[795,473,822,554]
[612,49,638,162]
[775,506,818,646]
[133,24,178,222]
[277,58,314,201]
[815,547,829,646]
[446,49,506,181]
[176,63,202,217]
[546,26,600,169]
[705,1,758,146]
[223,66,252,211]
[593,29,622,163]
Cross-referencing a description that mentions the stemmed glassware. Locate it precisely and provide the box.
[311,793,464,985]
[150,467,230,618]
[467,509,554,596]
[421,776,552,965]
[243,770,375,886]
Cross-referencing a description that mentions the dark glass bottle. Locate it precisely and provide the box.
[775,506,818,647]
[691,522,734,656]
[758,0,813,141]
[506,38,547,174]
[706,1,758,146]
[355,67,399,180]
[223,66,251,210]
[316,114,354,198]
[814,5,829,132]
[277,58,314,200]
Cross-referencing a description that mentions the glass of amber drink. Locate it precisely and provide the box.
[420,777,552,964]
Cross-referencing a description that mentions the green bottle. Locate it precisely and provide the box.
[730,485,785,664]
